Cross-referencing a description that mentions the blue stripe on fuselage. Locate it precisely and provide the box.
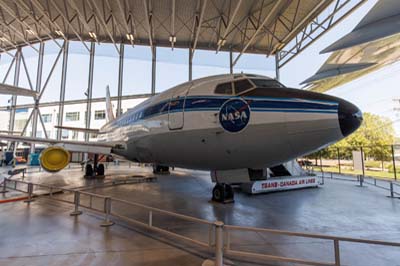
[111,96,338,127]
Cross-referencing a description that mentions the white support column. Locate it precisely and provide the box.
[8,48,21,148]
[275,53,280,81]
[229,49,233,74]
[151,46,156,94]
[85,42,95,142]
[31,42,45,153]
[188,48,192,81]
[57,41,69,140]
[117,43,124,117]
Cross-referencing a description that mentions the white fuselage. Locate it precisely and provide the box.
[96,74,361,171]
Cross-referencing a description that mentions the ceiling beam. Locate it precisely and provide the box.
[31,0,91,52]
[116,0,134,46]
[269,0,330,55]
[232,0,289,66]
[191,0,208,60]
[170,0,175,49]
[87,0,120,54]
[216,0,242,53]
[143,0,154,55]
[0,1,43,43]
[14,0,64,48]
[0,7,39,52]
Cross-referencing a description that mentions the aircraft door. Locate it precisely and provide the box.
[168,84,191,130]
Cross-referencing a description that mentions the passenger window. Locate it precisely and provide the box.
[234,79,253,94]
[215,82,233,94]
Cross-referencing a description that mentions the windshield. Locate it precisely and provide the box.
[251,79,285,88]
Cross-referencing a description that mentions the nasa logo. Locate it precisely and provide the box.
[219,99,251,133]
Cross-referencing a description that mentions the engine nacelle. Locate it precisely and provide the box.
[40,146,70,172]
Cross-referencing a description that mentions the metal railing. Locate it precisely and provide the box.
[319,171,400,198]
[2,178,400,266]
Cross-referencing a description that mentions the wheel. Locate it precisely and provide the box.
[97,163,105,176]
[212,183,224,202]
[212,183,234,203]
[85,164,93,177]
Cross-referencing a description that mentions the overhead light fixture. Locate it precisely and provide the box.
[55,30,64,37]
[169,35,176,43]
[217,38,226,46]
[126,33,134,41]
[88,31,97,39]
[26,29,35,35]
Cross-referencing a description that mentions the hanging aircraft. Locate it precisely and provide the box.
[303,0,400,92]
[0,74,362,202]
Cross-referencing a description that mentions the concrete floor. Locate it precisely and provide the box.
[0,164,400,266]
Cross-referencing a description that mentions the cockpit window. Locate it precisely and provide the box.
[215,82,233,95]
[251,79,285,88]
[234,79,253,94]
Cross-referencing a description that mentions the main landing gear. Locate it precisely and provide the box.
[84,154,105,179]
[152,164,170,174]
[212,183,234,203]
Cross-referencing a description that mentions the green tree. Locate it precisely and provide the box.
[307,112,395,160]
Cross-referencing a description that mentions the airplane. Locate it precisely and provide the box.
[0,73,362,202]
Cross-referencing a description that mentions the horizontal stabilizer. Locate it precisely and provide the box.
[0,83,38,97]
[321,0,400,53]
[54,125,100,134]
[301,63,376,85]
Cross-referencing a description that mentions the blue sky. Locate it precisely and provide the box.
[1,0,400,134]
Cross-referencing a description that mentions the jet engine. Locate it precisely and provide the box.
[40,146,70,172]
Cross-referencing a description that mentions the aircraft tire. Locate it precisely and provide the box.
[97,163,105,176]
[212,183,224,202]
[85,164,93,177]
[212,183,234,203]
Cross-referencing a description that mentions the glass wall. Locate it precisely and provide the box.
[233,52,275,77]
[192,50,230,79]
[65,41,90,101]
[156,47,188,92]
[93,43,119,98]
[123,45,152,95]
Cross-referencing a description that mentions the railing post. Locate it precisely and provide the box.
[70,191,83,216]
[214,221,224,266]
[391,145,397,181]
[334,239,341,266]
[389,182,394,198]
[337,147,341,174]
[148,210,153,227]
[24,182,35,203]
[100,197,114,227]
[1,178,8,194]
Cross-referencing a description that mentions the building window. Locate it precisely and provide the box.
[65,112,80,122]
[72,131,79,140]
[61,130,69,139]
[94,110,106,120]
[42,114,52,123]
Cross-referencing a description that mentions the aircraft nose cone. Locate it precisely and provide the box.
[338,99,362,137]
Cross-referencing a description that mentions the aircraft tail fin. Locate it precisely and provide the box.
[105,85,115,122]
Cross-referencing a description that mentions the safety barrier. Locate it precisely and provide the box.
[319,171,400,198]
[3,178,400,266]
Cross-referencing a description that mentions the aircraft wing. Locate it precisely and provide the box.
[303,0,400,92]
[0,84,38,97]
[54,125,100,134]
[0,134,113,154]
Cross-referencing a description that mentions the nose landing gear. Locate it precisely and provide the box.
[212,183,234,203]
